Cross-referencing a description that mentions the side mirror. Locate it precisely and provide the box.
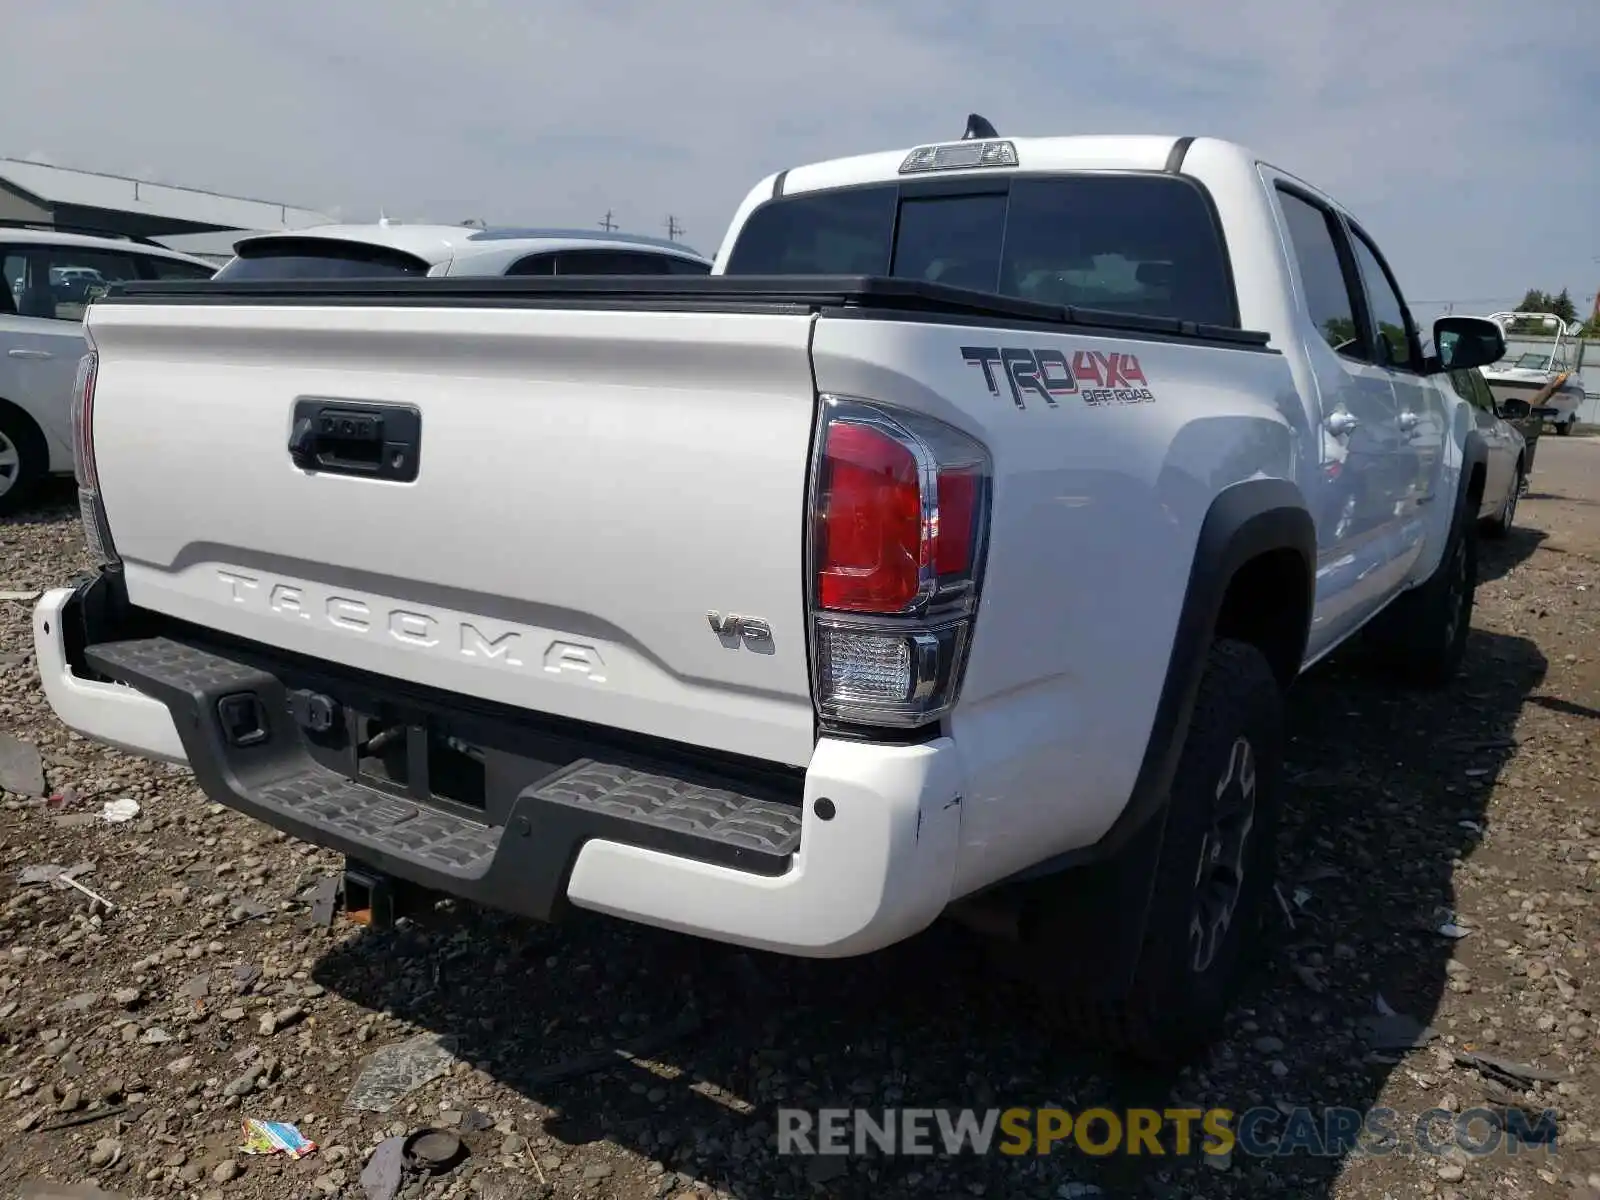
[1431,315,1506,373]
[1498,397,1531,419]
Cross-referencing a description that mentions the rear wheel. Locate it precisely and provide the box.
[1041,639,1284,1065]
[1556,418,1573,437]
[0,407,47,517]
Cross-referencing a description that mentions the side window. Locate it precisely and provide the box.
[142,256,217,280]
[552,250,672,274]
[1275,189,1363,359]
[1,250,23,315]
[1347,228,1416,372]
[664,256,711,275]
[9,247,144,320]
[1450,368,1492,411]
[505,253,555,276]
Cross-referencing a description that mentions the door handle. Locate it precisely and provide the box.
[1324,410,1360,436]
[288,398,421,482]
[1397,410,1419,431]
[6,348,52,360]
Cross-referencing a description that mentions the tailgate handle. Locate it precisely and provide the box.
[289,398,421,483]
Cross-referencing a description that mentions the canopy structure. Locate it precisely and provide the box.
[0,157,334,246]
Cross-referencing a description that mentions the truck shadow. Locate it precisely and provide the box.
[310,588,1546,1199]
[1476,524,1544,583]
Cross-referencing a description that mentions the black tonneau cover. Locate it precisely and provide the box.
[97,274,1272,348]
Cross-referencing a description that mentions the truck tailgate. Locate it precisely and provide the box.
[86,302,820,767]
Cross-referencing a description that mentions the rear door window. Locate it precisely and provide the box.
[4,246,145,320]
[141,256,218,280]
[723,174,1239,328]
[551,250,674,274]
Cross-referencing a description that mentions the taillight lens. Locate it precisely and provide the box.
[71,351,98,490]
[808,396,991,730]
[70,349,119,567]
[815,422,926,612]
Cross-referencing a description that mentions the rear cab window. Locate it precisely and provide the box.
[213,239,431,281]
[723,174,1239,328]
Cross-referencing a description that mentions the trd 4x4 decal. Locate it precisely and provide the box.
[961,346,1155,410]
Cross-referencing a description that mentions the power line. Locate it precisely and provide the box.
[599,210,617,232]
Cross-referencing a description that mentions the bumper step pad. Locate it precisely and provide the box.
[84,636,801,920]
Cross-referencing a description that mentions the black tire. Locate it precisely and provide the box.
[0,405,48,517]
[1481,461,1521,541]
[1366,487,1477,686]
[1050,639,1285,1065]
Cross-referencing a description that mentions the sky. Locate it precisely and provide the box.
[3,0,1597,326]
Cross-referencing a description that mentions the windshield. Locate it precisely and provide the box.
[723,174,1239,328]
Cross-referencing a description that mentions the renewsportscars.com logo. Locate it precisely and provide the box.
[775,1106,1559,1160]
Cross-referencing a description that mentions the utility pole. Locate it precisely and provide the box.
[599,210,618,232]
[665,215,683,242]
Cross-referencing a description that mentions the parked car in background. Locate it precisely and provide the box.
[1437,349,1528,537]
[213,224,713,280]
[0,223,217,514]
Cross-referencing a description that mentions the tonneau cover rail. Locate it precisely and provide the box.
[96,274,1273,347]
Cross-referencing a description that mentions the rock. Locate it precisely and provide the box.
[110,988,140,1008]
[211,1159,241,1183]
[1252,1035,1285,1054]
[88,1137,122,1168]
[1437,1162,1465,1182]
[220,1007,247,1022]
[0,733,46,796]
[583,1162,614,1181]
[260,1005,305,1035]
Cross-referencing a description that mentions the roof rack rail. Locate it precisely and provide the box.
[0,218,168,249]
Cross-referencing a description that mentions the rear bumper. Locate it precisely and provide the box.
[32,581,963,957]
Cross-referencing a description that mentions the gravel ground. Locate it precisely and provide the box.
[1,440,1597,1200]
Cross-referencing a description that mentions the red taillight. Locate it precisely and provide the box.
[808,396,991,730]
[71,349,118,567]
[72,351,99,490]
[935,467,978,577]
[816,422,925,612]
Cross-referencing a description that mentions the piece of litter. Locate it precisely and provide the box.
[1437,922,1472,939]
[1453,1051,1571,1090]
[1464,768,1490,777]
[1375,993,1397,1017]
[1361,1012,1439,1052]
[1292,885,1313,909]
[360,1135,406,1200]
[240,1118,317,1158]
[1458,819,1484,833]
[0,589,41,602]
[100,798,141,824]
[346,1034,459,1113]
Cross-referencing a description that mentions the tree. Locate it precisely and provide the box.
[1551,288,1577,324]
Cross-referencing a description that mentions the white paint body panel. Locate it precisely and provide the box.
[87,303,821,767]
[46,133,1483,954]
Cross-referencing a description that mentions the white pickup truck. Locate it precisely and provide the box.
[33,121,1508,1062]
